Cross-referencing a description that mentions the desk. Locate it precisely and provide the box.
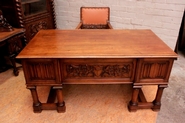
[17,29,177,113]
[0,28,25,75]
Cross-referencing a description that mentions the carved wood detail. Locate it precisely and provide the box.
[24,13,50,23]
[7,33,24,55]
[29,21,47,38]
[0,0,56,42]
[27,62,56,80]
[14,0,24,28]
[49,0,56,28]
[82,24,109,29]
[140,61,169,79]
[141,63,154,78]
[65,64,132,78]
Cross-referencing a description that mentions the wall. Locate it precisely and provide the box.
[54,0,185,49]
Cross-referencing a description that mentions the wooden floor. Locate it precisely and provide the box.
[0,52,185,123]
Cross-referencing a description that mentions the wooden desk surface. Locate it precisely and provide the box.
[17,29,177,59]
[0,28,25,42]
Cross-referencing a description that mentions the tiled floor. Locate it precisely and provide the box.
[0,52,184,123]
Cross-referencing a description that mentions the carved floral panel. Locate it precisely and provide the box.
[65,63,134,78]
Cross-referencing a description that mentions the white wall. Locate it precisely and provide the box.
[54,0,185,50]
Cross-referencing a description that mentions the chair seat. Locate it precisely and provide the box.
[81,24,110,29]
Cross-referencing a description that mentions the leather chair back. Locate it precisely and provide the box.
[81,7,110,25]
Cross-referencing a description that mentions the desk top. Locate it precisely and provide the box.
[0,28,25,42]
[17,29,177,59]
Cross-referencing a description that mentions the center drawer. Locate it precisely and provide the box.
[60,58,136,84]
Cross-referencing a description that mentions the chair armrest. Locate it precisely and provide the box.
[76,22,83,29]
[107,22,113,29]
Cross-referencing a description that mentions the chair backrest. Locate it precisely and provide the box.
[80,7,110,25]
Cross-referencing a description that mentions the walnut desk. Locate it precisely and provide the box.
[17,29,177,113]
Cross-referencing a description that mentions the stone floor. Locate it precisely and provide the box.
[0,52,184,123]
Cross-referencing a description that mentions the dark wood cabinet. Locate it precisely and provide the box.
[0,28,26,75]
[175,10,185,53]
[0,0,56,42]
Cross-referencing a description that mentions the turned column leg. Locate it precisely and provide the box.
[27,86,42,113]
[53,86,66,113]
[152,85,167,111]
[128,85,142,112]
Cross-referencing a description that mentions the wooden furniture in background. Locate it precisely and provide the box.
[76,7,113,29]
[0,0,56,42]
[17,29,177,113]
[0,28,25,76]
[0,10,14,32]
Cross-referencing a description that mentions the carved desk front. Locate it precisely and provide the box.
[17,29,177,113]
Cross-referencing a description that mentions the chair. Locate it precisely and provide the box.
[76,7,113,29]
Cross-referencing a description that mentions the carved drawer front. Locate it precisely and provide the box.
[135,58,174,84]
[61,59,136,84]
[22,59,61,85]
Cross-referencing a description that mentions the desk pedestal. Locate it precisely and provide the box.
[21,58,174,113]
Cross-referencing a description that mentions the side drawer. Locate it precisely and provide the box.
[135,58,175,84]
[60,58,136,84]
[22,58,61,86]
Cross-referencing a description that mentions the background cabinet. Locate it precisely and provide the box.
[0,0,56,42]
[175,10,185,53]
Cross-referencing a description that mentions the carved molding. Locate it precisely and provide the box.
[66,64,132,78]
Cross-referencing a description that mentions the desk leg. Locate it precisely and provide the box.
[128,84,167,112]
[27,86,66,113]
[128,85,142,112]
[152,85,167,111]
[27,86,42,113]
[53,86,66,113]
